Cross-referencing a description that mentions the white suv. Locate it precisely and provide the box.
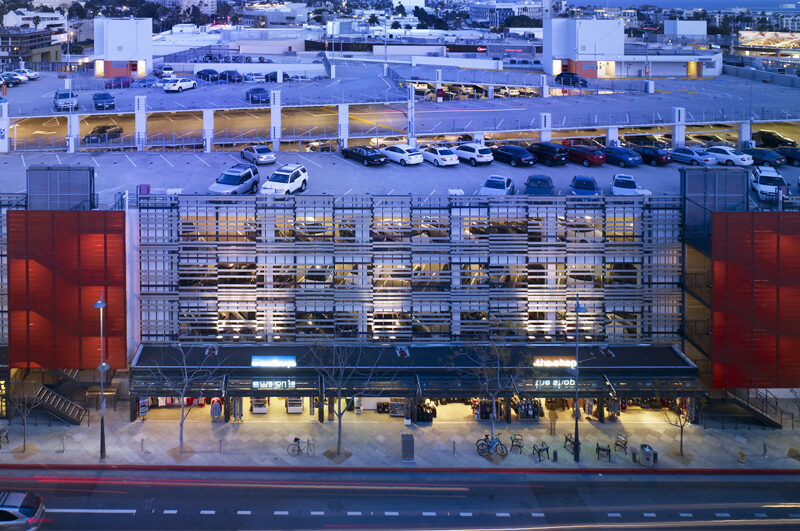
[454,143,494,166]
[750,166,790,202]
[261,163,308,195]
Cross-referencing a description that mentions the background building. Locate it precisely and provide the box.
[93,18,153,78]
[0,27,62,66]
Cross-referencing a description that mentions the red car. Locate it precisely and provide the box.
[104,76,133,89]
[567,145,606,167]
[634,146,673,166]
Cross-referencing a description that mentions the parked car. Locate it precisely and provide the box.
[154,64,174,78]
[706,146,753,166]
[196,69,220,81]
[0,490,45,531]
[14,68,39,80]
[776,146,800,167]
[491,144,536,167]
[220,70,244,82]
[750,165,791,202]
[742,148,786,167]
[567,145,606,167]
[477,175,515,195]
[524,174,555,196]
[83,125,123,143]
[341,146,389,166]
[266,72,291,82]
[208,164,259,195]
[554,72,589,87]
[380,144,423,166]
[528,142,569,166]
[687,133,735,147]
[633,146,673,166]
[421,146,459,166]
[244,72,266,82]
[240,145,277,165]
[454,143,494,166]
[611,174,651,196]
[621,134,670,148]
[260,163,308,194]
[53,89,78,111]
[0,73,21,86]
[246,87,270,104]
[92,92,115,110]
[369,136,406,149]
[670,146,716,166]
[164,78,197,92]
[570,175,601,196]
[104,76,133,89]
[601,146,642,168]
[752,129,797,148]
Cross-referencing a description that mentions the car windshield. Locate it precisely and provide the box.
[364,148,380,155]
[478,148,492,155]
[732,150,745,155]
[528,178,549,189]
[439,149,454,155]
[760,176,786,186]
[485,180,505,189]
[407,149,420,154]
[95,94,111,99]
[615,179,636,189]
[57,92,74,99]
[574,179,595,190]
[696,150,710,156]
[217,172,243,185]
[254,147,272,154]
[252,88,267,93]
[269,172,291,183]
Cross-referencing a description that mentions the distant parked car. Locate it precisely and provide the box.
[53,89,78,111]
[570,175,601,196]
[491,144,536,167]
[208,164,259,195]
[266,72,291,82]
[750,165,791,202]
[776,146,800,167]
[601,146,642,168]
[554,72,589,87]
[163,78,197,92]
[245,72,266,82]
[633,146,673,166]
[611,174,651,196]
[92,92,115,110]
[14,68,39,80]
[260,163,308,195]
[752,130,797,148]
[380,144,423,166]
[341,146,389,166]
[706,146,753,166]
[196,69,219,81]
[742,148,786,167]
[1,72,24,85]
[454,143,494,166]
[220,70,243,82]
[670,146,715,166]
[246,87,270,104]
[104,76,133,89]
[83,125,123,143]
[240,145,277,165]
[524,174,555,196]
[154,64,174,78]
[421,146,459,167]
[567,145,606,167]
[477,175,515,195]
[528,142,569,166]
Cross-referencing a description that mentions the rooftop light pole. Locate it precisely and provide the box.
[573,294,587,462]
[94,290,109,460]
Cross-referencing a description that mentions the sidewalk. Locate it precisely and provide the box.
[2,401,800,472]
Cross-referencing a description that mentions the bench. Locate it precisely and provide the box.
[0,429,8,448]
[564,433,578,455]
[614,433,628,454]
[532,442,550,461]
[596,442,611,461]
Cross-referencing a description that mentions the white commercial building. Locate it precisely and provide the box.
[93,18,153,78]
[663,20,707,37]
[392,0,425,11]
[155,0,217,16]
[2,9,68,34]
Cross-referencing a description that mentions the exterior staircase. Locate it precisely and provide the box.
[726,388,789,429]
[32,382,86,425]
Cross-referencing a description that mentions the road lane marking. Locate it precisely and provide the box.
[228,154,240,163]
[193,153,211,167]
[715,512,731,517]
[163,510,177,514]
[298,154,322,167]
[201,510,215,515]
[643,512,656,517]
[679,513,694,517]
[608,513,621,517]
[274,510,288,515]
[310,511,324,516]
[460,512,472,517]
[347,511,361,516]
[159,154,174,167]
[237,510,251,515]
[496,512,510,517]
[385,511,399,516]
[532,512,545,517]
[124,154,137,167]
[341,158,361,168]
[423,512,436,516]
[48,509,136,514]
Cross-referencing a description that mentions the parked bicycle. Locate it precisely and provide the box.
[476,433,508,456]
[287,437,315,456]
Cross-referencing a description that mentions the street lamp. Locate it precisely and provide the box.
[573,294,587,462]
[94,290,109,460]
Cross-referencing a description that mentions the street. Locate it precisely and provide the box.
[1,469,799,529]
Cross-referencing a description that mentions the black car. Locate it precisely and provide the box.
[246,87,270,104]
[776,146,800,167]
[83,125,123,143]
[742,148,786,167]
[92,92,115,110]
[524,174,555,196]
[633,145,672,166]
[491,144,536,167]
[528,142,569,166]
[196,69,220,81]
[266,71,292,83]
[554,72,589,87]
[0,73,21,86]
[220,70,243,82]
[341,146,388,166]
[752,130,797,149]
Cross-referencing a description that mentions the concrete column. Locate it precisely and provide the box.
[540,74,549,98]
[0,102,9,154]
[66,113,80,153]
[597,397,605,423]
[606,126,619,147]
[738,121,752,148]
[488,85,495,99]
[129,396,137,422]
[327,395,335,421]
[64,77,72,90]
[202,108,213,153]
[270,90,282,152]
[435,69,443,103]
[671,106,686,148]
[338,103,349,149]
[406,84,415,147]
[330,64,336,79]
[383,63,388,77]
[134,95,147,151]
[410,397,418,423]
[473,132,485,144]
[505,396,512,424]
[540,112,552,142]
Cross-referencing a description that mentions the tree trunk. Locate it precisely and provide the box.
[489,394,496,440]
[336,392,343,456]
[679,425,684,456]
[22,416,27,453]
[179,400,186,454]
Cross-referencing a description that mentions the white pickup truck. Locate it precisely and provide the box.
[750,166,791,202]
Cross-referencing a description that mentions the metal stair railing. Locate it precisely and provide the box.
[33,382,86,425]
[727,388,789,428]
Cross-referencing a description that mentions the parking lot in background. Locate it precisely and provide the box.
[3,149,799,205]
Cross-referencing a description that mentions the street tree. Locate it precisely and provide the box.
[664,400,690,456]
[368,13,379,25]
[391,21,400,29]
[145,345,229,454]
[10,381,40,453]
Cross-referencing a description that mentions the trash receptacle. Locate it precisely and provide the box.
[401,433,415,463]
[640,444,654,467]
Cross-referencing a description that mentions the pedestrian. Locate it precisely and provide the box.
[548,407,559,435]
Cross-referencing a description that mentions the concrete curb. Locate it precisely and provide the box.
[1,463,799,475]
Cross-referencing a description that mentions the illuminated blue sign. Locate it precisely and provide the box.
[251,355,296,368]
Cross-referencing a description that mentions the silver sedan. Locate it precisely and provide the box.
[240,145,277,165]
[670,146,716,166]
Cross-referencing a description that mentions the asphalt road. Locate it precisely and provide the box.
[1,469,800,530]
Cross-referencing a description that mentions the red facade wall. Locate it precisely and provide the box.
[7,211,127,370]
[711,212,800,388]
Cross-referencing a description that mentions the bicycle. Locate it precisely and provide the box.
[287,437,315,457]
[477,433,508,457]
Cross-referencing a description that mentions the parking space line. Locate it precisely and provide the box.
[193,153,211,167]
[228,154,240,163]
[124,154,137,167]
[237,510,251,515]
[385,511,399,516]
[496,512,510,517]
[460,512,472,517]
[531,512,545,517]
[715,512,731,518]
[679,512,694,517]
[754,513,767,518]
[55,154,61,164]
[607,513,621,517]
[91,156,100,167]
[159,154,174,167]
[342,158,361,168]
[163,509,177,514]
[643,512,656,517]
[200,510,215,515]
[274,510,289,515]
[347,511,361,516]
[422,512,436,516]
[297,154,322,167]
[310,511,324,516]
[21,155,26,168]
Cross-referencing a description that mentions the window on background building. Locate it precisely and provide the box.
[296,310,335,337]
[459,310,489,339]
[412,207,449,241]
[412,304,450,338]
[411,261,451,291]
